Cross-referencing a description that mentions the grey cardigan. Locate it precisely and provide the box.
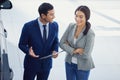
[60,23,95,70]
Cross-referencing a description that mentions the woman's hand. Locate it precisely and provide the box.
[65,41,84,55]
[65,41,70,45]
[73,48,84,55]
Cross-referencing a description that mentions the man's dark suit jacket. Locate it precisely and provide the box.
[18,19,59,71]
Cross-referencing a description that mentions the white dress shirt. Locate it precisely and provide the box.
[37,18,49,39]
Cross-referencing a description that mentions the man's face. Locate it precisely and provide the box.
[42,9,55,23]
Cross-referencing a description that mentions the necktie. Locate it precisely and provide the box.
[43,25,47,43]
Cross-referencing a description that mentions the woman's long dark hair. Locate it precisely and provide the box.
[75,5,91,35]
[83,22,91,35]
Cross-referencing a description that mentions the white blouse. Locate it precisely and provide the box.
[71,38,77,64]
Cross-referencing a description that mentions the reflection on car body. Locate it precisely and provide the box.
[0,0,13,80]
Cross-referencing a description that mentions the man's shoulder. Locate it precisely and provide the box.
[50,21,59,29]
[23,19,37,29]
[24,19,37,25]
[51,21,58,26]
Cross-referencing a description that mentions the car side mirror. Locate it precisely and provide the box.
[0,0,12,9]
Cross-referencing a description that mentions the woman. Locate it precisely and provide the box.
[60,5,95,80]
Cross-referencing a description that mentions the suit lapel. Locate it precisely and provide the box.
[76,27,86,43]
[34,19,44,45]
[77,32,84,40]
[70,25,76,45]
[72,24,86,44]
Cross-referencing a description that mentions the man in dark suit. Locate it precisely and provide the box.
[18,2,59,80]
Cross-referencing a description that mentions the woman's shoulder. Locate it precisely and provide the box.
[65,22,76,32]
[87,28,95,37]
[68,22,76,29]
[69,22,76,27]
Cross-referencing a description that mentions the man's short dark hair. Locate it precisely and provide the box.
[38,3,54,17]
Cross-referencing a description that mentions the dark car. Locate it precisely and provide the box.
[0,0,13,80]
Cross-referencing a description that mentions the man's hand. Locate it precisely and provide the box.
[73,48,84,55]
[52,51,58,58]
[29,47,39,58]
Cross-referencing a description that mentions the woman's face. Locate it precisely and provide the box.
[75,10,86,26]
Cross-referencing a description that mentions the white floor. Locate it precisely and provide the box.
[1,0,120,80]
